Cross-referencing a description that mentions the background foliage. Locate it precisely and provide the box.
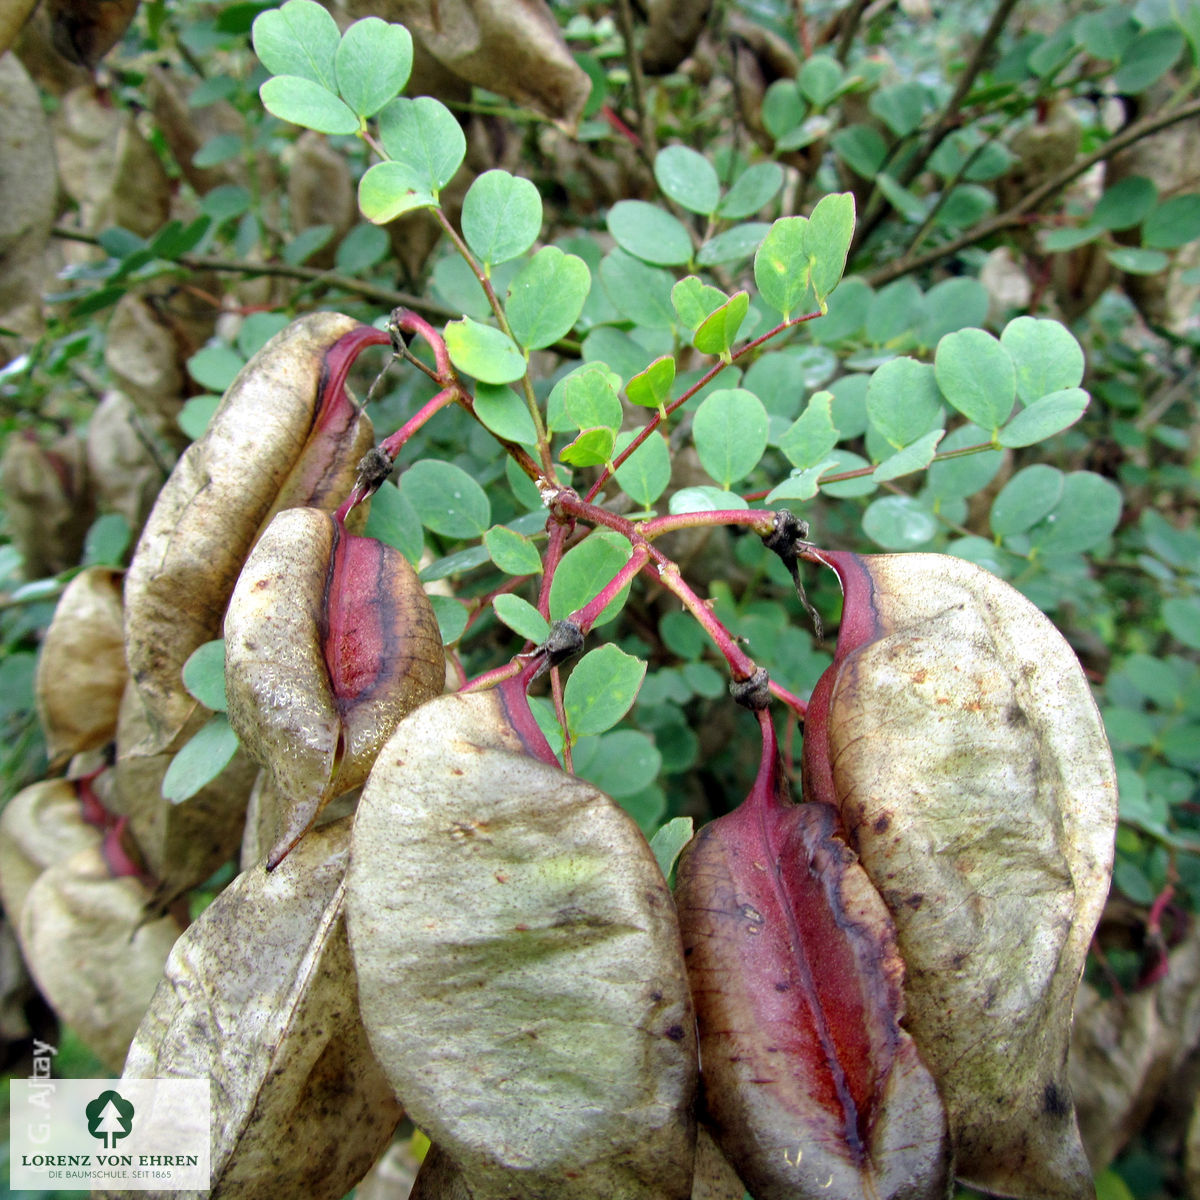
[2,0,1200,1196]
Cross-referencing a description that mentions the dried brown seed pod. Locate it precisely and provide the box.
[124,313,387,751]
[224,507,445,867]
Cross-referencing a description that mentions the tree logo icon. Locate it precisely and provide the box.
[85,1089,135,1149]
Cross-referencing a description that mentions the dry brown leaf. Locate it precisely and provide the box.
[0,2,38,56]
[103,293,188,426]
[17,842,183,1071]
[123,313,385,751]
[801,550,1117,1200]
[347,687,697,1200]
[224,506,445,866]
[113,817,403,1200]
[35,566,126,766]
[0,778,105,923]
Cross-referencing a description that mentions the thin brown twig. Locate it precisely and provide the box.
[614,0,657,166]
[49,227,457,320]
[864,95,1200,286]
[855,0,1021,247]
[831,0,872,62]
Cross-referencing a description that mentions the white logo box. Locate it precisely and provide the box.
[10,1078,210,1191]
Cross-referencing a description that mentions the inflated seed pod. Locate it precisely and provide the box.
[346,682,697,1200]
[123,312,388,752]
[224,507,445,867]
[35,565,126,767]
[17,836,183,1071]
[801,550,1117,1200]
[0,777,106,922]
[674,711,950,1200]
[107,817,403,1200]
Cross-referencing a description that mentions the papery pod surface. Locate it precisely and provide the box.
[123,312,385,751]
[349,0,590,125]
[801,550,1117,1200]
[108,682,255,896]
[46,0,142,66]
[674,714,950,1200]
[347,688,697,1200]
[0,777,104,921]
[35,565,126,766]
[1070,930,1200,1168]
[238,769,359,873]
[109,817,402,1200]
[17,843,183,1070]
[85,390,172,534]
[0,52,56,341]
[690,1127,747,1200]
[224,506,444,866]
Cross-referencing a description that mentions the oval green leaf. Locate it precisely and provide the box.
[506,247,590,350]
[444,317,526,384]
[492,593,551,643]
[655,144,720,215]
[564,645,648,739]
[548,531,635,627]
[462,169,543,268]
[934,328,1016,431]
[607,200,693,266]
[259,76,359,135]
[334,18,412,118]
[693,388,769,488]
[182,640,228,712]
[161,714,240,804]
[377,96,466,195]
[484,525,543,576]
[252,0,339,88]
[357,162,437,224]
[400,459,491,538]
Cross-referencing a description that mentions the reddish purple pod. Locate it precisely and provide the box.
[674,709,950,1200]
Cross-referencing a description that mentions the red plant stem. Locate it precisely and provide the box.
[640,507,777,541]
[334,389,459,523]
[392,309,453,379]
[537,520,571,620]
[768,679,808,720]
[461,659,525,694]
[584,308,824,503]
[569,544,652,634]
[379,387,458,458]
[657,560,758,681]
